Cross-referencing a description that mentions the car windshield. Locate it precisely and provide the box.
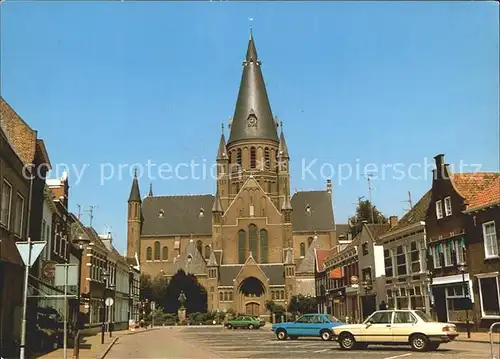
[414,310,434,322]
[325,314,339,322]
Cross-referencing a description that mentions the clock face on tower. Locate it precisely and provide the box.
[247,115,257,127]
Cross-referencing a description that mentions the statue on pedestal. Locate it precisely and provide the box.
[178,291,187,325]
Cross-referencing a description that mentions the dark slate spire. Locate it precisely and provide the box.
[128,169,141,202]
[217,124,228,161]
[228,33,279,145]
[148,183,153,197]
[278,121,290,159]
[212,190,223,213]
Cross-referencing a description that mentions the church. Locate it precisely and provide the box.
[126,34,343,316]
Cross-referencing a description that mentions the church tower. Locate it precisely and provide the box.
[127,169,142,259]
[221,33,285,209]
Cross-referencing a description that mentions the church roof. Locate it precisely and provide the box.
[128,169,141,202]
[141,194,214,236]
[296,235,327,274]
[291,191,335,232]
[171,239,208,275]
[227,34,279,145]
[218,264,285,286]
[139,190,335,237]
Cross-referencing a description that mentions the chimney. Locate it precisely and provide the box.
[389,216,399,228]
[326,179,332,194]
[433,153,449,180]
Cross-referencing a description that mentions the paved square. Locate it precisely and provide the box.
[106,326,495,359]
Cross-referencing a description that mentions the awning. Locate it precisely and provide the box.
[328,267,343,279]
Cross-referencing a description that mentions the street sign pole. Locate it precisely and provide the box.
[19,237,31,359]
[16,238,47,359]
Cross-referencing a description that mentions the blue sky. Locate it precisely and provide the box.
[1,2,498,254]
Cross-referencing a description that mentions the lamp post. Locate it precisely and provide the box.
[101,269,109,345]
[284,300,288,322]
[458,265,471,339]
[72,234,90,359]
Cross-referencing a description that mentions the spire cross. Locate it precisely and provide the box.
[221,123,224,133]
[134,168,137,177]
[249,17,254,37]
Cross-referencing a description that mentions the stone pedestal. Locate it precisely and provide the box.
[178,308,186,325]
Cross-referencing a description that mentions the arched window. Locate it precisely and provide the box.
[146,247,152,261]
[204,245,211,259]
[249,224,258,259]
[264,148,270,170]
[224,292,228,301]
[250,147,256,168]
[196,240,203,255]
[260,229,268,264]
[307,237,314,247]
[238,230,246,264]
[237,148,242,166]
[300,242,306,257]
[154,241,160,260]
[162,246,168,260]
[219,292,223,301]
[228,151,232,164]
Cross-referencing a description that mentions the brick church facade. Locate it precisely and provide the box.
[126,34,343,316]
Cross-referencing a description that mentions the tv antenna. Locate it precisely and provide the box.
[401,191,413,212]
[85,205,98,227]
[363,173,375,223]
[76,204,82,220]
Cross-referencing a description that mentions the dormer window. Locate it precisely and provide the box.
[444,196,452,216]
[158,209,164,218]
[305,204,311,214]
[199,208,205,218]
[435,200,443,219]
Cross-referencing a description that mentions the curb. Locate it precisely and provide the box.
[98,328,160,358]
[97,337,118,359]
[456,339,492,344]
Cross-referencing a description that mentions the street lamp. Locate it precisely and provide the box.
[101,269,109,344]
[458,264,471,339]
[284,300,288,322]
[72,234,90,359]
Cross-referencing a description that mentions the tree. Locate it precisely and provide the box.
[288,295,316,315]
[349,199,388,236]
[162,269,207,314]
[140,274,153,301]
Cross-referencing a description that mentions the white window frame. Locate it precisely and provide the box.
[443,242,453,267]
[1,180,13,229]
[444,196,452,216]
[432,246,442,268]
[482,221,499,258]
[436,200,443,219]
[477,273,500,319]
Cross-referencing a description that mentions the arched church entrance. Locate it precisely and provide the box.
[238,277,265,316]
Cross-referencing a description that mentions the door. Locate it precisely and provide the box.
[391,311,418,343]
[288,314,313,336]
[245,302,259,317]
[433,286,447,323]
[361,311,393,342]
[362,295,377,320]
[310,315,327,336]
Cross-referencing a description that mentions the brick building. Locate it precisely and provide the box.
[126,34,344,317]
[426,153,499,330]
[0,123,30,356]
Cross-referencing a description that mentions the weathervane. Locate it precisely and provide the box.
[249,17,254,36]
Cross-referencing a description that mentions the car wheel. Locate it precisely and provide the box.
[226,324,232,329]
[248,324,254,330]
[410,333,429,352]
[320,330,332,341]
[276,329,287,340]
[338,332,356,350]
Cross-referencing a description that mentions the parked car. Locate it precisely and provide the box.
[332,309,458,352]
[225,315,262,329]
[271,313,344,341]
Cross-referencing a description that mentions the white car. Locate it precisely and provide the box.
[331,309,458,352]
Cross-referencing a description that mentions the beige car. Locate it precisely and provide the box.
[332,309,458,352]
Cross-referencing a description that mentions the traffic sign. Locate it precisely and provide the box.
[150,301,155,310]
[105,297,114,307]
[16,241,47,266]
